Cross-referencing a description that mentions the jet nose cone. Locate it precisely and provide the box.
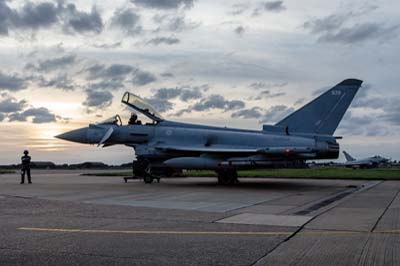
[55,127,88,143]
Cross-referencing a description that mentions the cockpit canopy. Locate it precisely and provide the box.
[122,92,163,122]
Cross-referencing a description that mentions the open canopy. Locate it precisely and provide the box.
[122,92,163,122]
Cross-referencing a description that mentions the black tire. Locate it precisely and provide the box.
[143,174,154,184]
[217,169,237,185]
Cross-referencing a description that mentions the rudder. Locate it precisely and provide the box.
[276,79,362,135]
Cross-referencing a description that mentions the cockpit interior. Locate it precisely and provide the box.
[98,92,163,127]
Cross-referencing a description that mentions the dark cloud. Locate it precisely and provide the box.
[61,4,103,34]
[249,81,287,90]
[152,86,203,101]
[0,112,4,122]
[0,71,27,91]
[89,79,125,91]
[260,105,294,123]
[132,0,195,10]
[145,97,173,113]
[110,8,142,36]
[0,1,104,35]
[192,94,245,112]
[85,63,134,80]
[161,72,174,78]
[263,1,286,12]
[234,26,245,35]
[254,90,286,100]
[26,54,76,72]
[8,107,57,123]
[146,36,180,45]
[36,74,75,91]
[304,12,399,44]
[131,69,157,86]
[145,86,204,113]
[92,41,122,49]
[0,96,27,113]
[231,107,263,119]
[153,14,199,32]
[83,89,113,111]
[253,1,286,16]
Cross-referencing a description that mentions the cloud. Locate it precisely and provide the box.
[153,86,203,101]
[145,86,204,113]
[83,89,113,111]
[192,94,245,112]
[85,63,134,80]
[92,42,122,49]
[231,107,263,119]
[36,74,75,91]
[253,90,285,100]
[260,105,294,123]
[8,107,57,123]
[0,95,27,113]
[0,112,4,122]
[146,36,180,45]
[234,26,245,35]
[61,4,103,34]
[0,71,27,91]
[132,0,195,10]
[0,1,104,36]
[131,69,157,86]
[145,97,173,113]
[26,54,76,72]
[304,11,399,44]
[249,81,288,90]
[229,3,250,16]
[263,1,286,12]
[110,8,142,36]
[253,1,286,16]
[153,14,199,32]
[89,79,125,91]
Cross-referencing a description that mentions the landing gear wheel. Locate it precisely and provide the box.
[143,174,154,184]
[217,169,238,185]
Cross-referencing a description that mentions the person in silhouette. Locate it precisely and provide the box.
[21,150,32,184]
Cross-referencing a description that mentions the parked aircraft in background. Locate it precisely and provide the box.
[56,79,362,184]
[343,151,391,169]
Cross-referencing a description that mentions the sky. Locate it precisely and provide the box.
[0,0,399,165]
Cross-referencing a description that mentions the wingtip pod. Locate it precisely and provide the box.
[337,79,363,87]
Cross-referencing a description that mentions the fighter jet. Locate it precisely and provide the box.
[56,79,362,184]
[342,151,391,169]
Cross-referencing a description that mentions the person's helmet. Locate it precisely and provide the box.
[23,150,29,155]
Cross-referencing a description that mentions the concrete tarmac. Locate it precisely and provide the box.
[0,169,399,266]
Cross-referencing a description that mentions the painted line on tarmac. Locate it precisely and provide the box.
[18,227,400,236]
[17,227,293,236]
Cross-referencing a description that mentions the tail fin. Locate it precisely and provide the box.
[276,79,362,135]
[343,151,356,162]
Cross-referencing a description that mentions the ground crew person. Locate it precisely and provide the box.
[21,150,32,184]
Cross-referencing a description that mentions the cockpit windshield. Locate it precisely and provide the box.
[99,115,122,126]
[122,92,163,122]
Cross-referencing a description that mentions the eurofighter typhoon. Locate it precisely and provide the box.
[56,79,362,184]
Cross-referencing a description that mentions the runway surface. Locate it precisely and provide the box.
[0,169,399,265]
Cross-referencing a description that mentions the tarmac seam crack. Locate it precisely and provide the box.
[247,180,382,266]
[371,188,400,232]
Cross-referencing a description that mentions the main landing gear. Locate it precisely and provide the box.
[216,168,239,185]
